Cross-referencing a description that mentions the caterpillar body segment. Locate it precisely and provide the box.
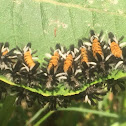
[82,30,104,61]
[23,43,37,70]
[77,40,96,81]
[5,60,24,84]
[47,50,60,74]
[80,31,109,76]
[0,42,9,56]
[16,43,39,71]
[19,62,40,87]
[0,42,17,70]
[81,30,113,75]
[61,44,79,74]
[58,44,82,89]
[89,31,114,74]
[108,32,123,59]
[45,43,66,75]
[106,79,125,95]
[83,83,107,105]
[82,30,105,62]
[15,43,40,86]
[42,44,66,90]
[90,30,104,62]
[107,32,126,69]
[72,82,107,106]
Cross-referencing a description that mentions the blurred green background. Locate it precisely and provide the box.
[1,91,126,126]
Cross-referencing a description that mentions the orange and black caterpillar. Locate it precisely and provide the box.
[90,30,104,62]
[14,43,40,86]
[89,30,109,73]
[73,82,107,105]
[16,43,39,69]
[0,43,9,56]
[82,30,112,75]
[106,32,126,69]
[77,40,96,81]
[108,32,124,59]
[58,44,82,89]
[63,52,73,74]
[16,43,38,70]
[0,30,126,108]
[80,45,88,64]
[41,44,65,89]
[82,30,104,62]
[24,50,35,69]
[47,49,60,74]
[62,45,79,75]
[0,42,16,70]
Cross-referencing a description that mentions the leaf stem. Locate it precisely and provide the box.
[33,106,119,126]
[34,111,54,126]
[26,103,50,126]
[58,107,119,118]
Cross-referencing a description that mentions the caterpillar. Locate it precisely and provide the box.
[106,32,126,69]
[0,30,126,108]
[82,31,114,78]
[77,39,96,81]
[57,44,82,89]
[41,44,65,90]
[0,42,16,71]
[16,43,40,86]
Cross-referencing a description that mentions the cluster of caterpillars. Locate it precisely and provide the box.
[42,30,126,90]
[0,30,126,108]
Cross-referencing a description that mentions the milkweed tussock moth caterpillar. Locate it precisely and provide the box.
[0,30,126,109]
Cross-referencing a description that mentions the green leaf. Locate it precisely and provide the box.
[0,0,126,96]
[0,70,126,96]
[1,0,126,60]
